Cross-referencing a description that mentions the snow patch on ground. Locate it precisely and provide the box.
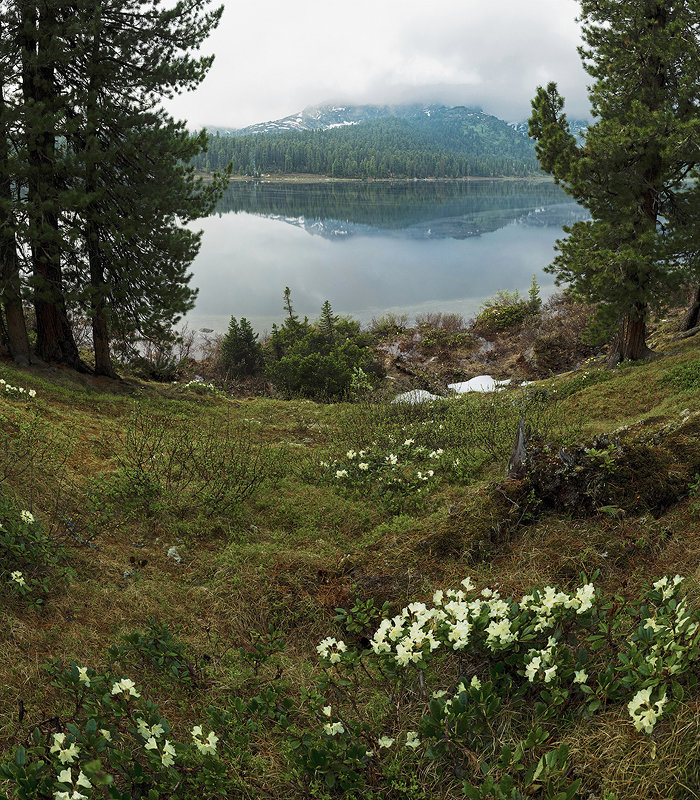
[392,389,442,404]
[448,375,512,393]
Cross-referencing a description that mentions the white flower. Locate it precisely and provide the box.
[144,736,158,751]
[76,667,90,687]
[50,734,80,765]
[525,657,541,682]
[137,719,164,739]
[28,389,37,398]
[100,729,112,741]
[57,768,73,784]
[335,469,348,478]
[346,450,357,459]
[470,675,482,689]
[544,665,558,683]
[323,721,344,736]
[162,740,176,767]
[628,688,667,734]
[111,677,140,698]
[403,439,415,446]
[76,772,92,789]
[386,454,398,465]
[322,705,332,717]
[573,670,588,684]
[192,726,219,755]
[405,731,420,749]
[461,577,474,591]
[10,571,26,587]
[316,637,347,663]
[358,462,369,470]
[20,510,35,524]
[378,736,395,748]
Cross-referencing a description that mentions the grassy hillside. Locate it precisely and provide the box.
[0,324,698,799]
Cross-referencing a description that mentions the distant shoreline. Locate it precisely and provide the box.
[196,171,552,184]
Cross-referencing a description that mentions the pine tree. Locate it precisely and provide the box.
[65,0,225,376]
[529,0,700,363]
[220,316,263,376]
[18,0,86,368]
[2,0,224,373]
[317,299,338,343]
[0,21,31,367]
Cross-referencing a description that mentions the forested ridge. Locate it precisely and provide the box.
[194,112,541,178]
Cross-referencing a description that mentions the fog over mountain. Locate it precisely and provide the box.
[165,0,589,130]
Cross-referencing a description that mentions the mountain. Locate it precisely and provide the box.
[213,103,490,137]
[196,104,549,179]
[508,118,589,139]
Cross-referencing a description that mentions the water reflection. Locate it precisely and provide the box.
[186,180,588,333]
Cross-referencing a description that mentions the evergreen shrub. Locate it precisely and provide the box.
[219,317,264,377]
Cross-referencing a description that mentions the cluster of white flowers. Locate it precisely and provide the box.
[136,718,165,740]
[54,765,92,800]
[524,637,559,683]
[335,469,348,479]
[428,449,444,459]
[50,733,80,765]
[316,636,347,664]
[145,735,176,767]
[385,454,398,465]
[652,574,684,600]
[323,721,345,736]
[415,470,434,481]
[316,575,696,748]
[20,510,35,524]
[191,726,219,755]
[627,687,668,733]
[10,570,26,587]
[520,583,596,631]
[367,580,531,668]
[0,378,37,399]
[182,380,217,393]
[111,677,141,698]
[324,577,603,684]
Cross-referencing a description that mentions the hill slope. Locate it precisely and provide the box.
[0,314,698,799]
[196,104,543,178]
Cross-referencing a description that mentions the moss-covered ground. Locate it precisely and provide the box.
[0,321,698,799]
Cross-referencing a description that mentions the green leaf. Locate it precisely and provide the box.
[14,747,26,766]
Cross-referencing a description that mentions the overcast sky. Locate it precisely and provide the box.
[166,0,590,130]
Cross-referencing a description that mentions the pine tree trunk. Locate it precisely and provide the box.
[88,235,116,378]
[84,28,116,380]
[21,0,86,371]
[0,80,31,367]
[607,304,654,366]
[682,286,700,331]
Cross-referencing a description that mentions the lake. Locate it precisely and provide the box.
[185,179,588,335]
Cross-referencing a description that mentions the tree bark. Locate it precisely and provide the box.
[607,304,655,366]
[0,80,31,367]
[21,0,87,371]
[84,19,116,379]
[682,285,700,331]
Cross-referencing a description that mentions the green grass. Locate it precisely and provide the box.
[0,330,698,799]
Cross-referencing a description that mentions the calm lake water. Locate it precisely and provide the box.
[185,179,588,334]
